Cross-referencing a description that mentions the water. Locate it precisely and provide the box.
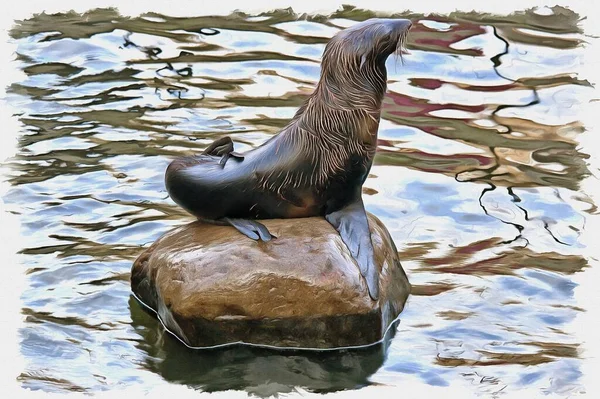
[2,6,595,396]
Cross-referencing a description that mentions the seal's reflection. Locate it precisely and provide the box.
[129,296,395,396]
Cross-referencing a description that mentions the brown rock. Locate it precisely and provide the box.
[131,213,410,349]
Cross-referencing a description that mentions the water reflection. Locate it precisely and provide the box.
[130,297,393,396]
[3,4,593,397]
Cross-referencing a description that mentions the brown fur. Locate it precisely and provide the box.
[165,18,412,220]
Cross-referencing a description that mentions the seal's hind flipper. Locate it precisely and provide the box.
[326,198,379,300]
[219,151,245,167]
[224,218,274,242]
[202,136,234,156]
[202,137,244,166]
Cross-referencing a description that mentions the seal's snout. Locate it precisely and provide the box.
[387,19,412,33]
[321,17,413,79]
[383,19,411,58]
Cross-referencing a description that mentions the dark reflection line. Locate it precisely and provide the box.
[123,32,197,98]
[470,148,530,247]
[507,186,531,221]
[454,145,509,185]
[490,26,515,82]
[193,28,220,36]
[156,62,194,78]
[490,26,540,135]
[478,183,529,246]
[122,32,163,59]
[509,187,571,246]
[453,25,560,247]
[543,221,570,246]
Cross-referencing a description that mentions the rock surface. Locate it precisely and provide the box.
[131,213,410,349]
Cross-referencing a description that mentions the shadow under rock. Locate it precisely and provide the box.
[129,296,396,396]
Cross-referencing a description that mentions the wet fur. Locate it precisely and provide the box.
[166,19,410,222]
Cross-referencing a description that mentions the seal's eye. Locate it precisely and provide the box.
[378,31,393,46]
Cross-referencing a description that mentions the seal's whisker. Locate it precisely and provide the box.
[166,17,412,243]
[394,28,408,67]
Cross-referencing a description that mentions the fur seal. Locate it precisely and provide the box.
[165,18,412,300]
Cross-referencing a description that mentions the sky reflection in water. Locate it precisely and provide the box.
[3,5,594,397]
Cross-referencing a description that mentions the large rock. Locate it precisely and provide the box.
[131,213,410,349]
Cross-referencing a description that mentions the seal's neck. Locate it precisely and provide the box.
[315,57,388,112]
[289,58,387,146]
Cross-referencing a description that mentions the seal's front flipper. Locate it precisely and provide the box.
[326,198,379,300]
[202,137,244,166]
[224,218,274,242]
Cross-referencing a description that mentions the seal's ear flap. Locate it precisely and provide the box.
[360,54,367,69]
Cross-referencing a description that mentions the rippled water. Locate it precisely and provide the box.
[2,6,595,396]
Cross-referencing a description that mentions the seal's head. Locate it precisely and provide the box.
[322,18,412,73]
[311,18,411,112]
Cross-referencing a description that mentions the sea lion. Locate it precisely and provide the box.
[165,18,412,300]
